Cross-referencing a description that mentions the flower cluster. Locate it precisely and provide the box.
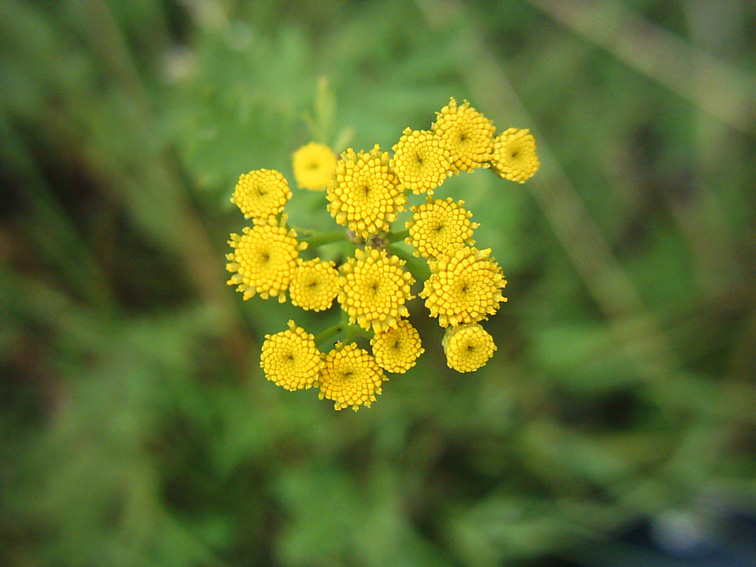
[226,97,539,409]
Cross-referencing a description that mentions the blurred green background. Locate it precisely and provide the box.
[2,1,755,566]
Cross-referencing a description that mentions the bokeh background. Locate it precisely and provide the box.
[2,1,756,566]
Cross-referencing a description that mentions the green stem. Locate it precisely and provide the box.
[389,228,410,243]
[343,325,358,344]
[300,229,347,247]
[389,244,431,282]
[314,309,353,347]
[314,321,345,346]
[343,323,374,343]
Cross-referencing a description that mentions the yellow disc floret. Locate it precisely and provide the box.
[292,142,338,191]
[405,197,479,259]
[370,319,424,374]
[391,128,452,194]
[491,128,540,183]
[318,342,387,411]
[338,247,415,332]
[326,145,406,238]
[231,169,292,220]
[442,323,497,373]
[432,98,495,173]
[420,246,506,327]
[260,320,323,390]
[226,216,307,302]
[289,258,340,312]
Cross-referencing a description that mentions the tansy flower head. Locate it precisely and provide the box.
[289,258,340,312]
[370,319,424,374]
[432,98,495,173]
[226,216,307,302]
[318,342,387,411]
[292,142,338,190]
[391,128,452,194]
[405,197,479,259]
[420,246,507,327]
[491,128,540,183]
[260,320,323,390]
[326,145,405,238]
[231,169,292,220]
[442,323,497,373]
[338,247,414,332]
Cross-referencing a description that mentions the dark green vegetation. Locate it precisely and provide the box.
[2,1,755,565]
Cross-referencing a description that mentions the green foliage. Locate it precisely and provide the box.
[2,1,755,566]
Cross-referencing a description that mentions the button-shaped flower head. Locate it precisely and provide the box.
[391,128,452,194]
[491,128,540,183]
[442,323,497,373]
[326,145,405,238]
[292,142,338,191]
[420,247,506,327]
[405,197,479,260]
[338,247,415,333]
[289,258,340,312]
[231,169,292,220]
[370,319,424,374]
[432,98,495,173]
[226,216,307,302]
[260,320,323,390]
[318,342,387,411]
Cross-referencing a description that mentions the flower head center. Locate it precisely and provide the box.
[365,279,381,297]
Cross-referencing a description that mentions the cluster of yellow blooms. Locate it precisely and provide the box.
[226,98,539,411]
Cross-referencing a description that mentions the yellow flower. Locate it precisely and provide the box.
[289,258,340,312]
[442,323,496,373]
[326,145,406,238]
[390,128,452,194]
[338,247,414,332]
[432,97,495,173]
[491,128,540,183]
[318,342,387,411]
[260,320,323,390]
[420,247,506,327]
[292,142,338,191]
[370,319,424,374]
[231,169,292,220]
[405,197,479,259]
[226,216,307,302]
